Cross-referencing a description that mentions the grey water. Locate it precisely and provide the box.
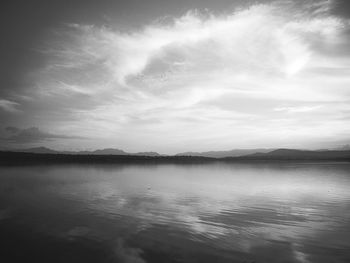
[0,162,350,263]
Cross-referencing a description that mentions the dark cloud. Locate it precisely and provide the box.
[332,0,350,18]
[3,126,83,144]
[5,126,20,134]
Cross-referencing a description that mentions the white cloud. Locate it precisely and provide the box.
[0,99,20,113]
[25,0,350,152]
[274,105,323,113]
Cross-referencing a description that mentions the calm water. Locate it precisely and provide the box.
[0,163,350,263]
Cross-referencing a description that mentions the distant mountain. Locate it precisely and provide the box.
[320,144,350,151]
[176,148,274,158]
[337,144,350,151]
[90,148,128,155]
[17,147,59,154]
[232,148,350,160]
[8,147,161,156]
[87,149,161,156]
[6,147,350,161]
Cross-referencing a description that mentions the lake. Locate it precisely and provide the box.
[0,162,350,263]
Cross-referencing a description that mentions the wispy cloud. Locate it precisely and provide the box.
[3,126,84,144]
[13,0,350,152]
[274,105,323,113]
[0,99,20,113]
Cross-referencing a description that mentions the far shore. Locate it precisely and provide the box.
[1,150,350,166]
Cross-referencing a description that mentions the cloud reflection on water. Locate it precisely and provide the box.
[0,163,350,262]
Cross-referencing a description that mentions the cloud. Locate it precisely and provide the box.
[5,126,20,133]
[4,126,84,144]
[13,0,350,152]
[0,99,20,113]
[90,1,342,82]
[274,105,323,113]
[40,0,348,97]
[113,239,146,263]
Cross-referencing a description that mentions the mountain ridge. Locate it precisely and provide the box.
[0,147,282,157]
[5,147,162,156]
[176,148,274,158]
[226,148,350,160]
[3,146,350,158]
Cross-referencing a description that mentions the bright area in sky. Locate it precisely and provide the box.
[1,0,350,153]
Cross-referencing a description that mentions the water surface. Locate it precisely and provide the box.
[0,162,350,263]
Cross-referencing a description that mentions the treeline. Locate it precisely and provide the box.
[1,149,350,166]
[0,151,216,166]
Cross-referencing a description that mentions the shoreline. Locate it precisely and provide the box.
[1,151,350,166]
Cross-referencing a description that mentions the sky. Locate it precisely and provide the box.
[1,0,350,153]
